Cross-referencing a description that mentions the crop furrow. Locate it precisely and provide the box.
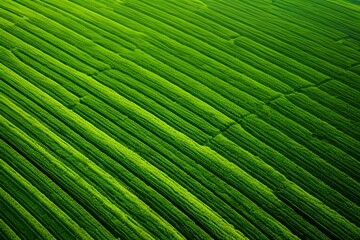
[0,185,56,240]
[231,115,360,203]
[206,0,360,62]
[0,63,247,240]
[0,79,216,240]
[0,158,93,240]
[54,0,360,161]
[0,218,20,240]
[208,129,360,227]
[0,139,116,240]
[1,1,359,239]
[9,0,358,167]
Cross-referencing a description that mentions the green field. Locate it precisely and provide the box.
[0,0,360,239]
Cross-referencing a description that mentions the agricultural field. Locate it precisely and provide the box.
[0,0,360,239]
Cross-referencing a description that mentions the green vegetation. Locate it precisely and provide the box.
[0,0,359,239]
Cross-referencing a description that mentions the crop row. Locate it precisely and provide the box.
[0,138,115,240]
[0,81,269,239]
[0,63,248,239]
[0,184,54,240]
[194,5,360,91]
[64,0,360,164]
[0,157,93,239]
[1,1,359,239]
[2,0,358,213]
[273,0,360,39]
[55,0,360,156]
[3,0,358,152]
[0,46,358,238]
[207,0,360,62]
[0,45,324,238]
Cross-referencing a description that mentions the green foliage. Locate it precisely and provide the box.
[1,0,360,239]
